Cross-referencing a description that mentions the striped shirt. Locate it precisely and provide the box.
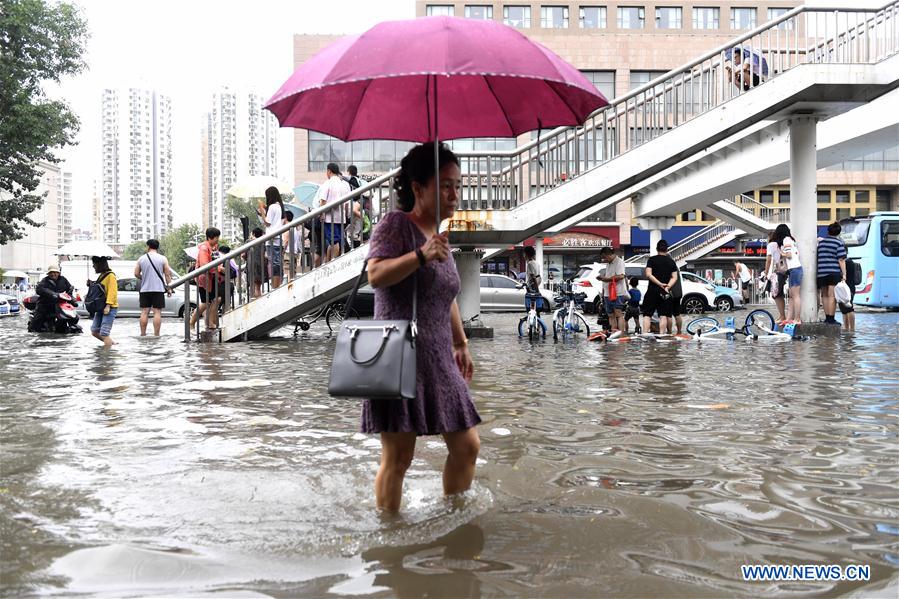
[816,236,847,276]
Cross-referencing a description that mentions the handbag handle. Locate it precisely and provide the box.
[347,324,397,365]
[343,258,418,324]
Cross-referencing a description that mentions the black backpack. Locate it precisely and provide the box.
[343,175,361,191]
[84,272,111,316]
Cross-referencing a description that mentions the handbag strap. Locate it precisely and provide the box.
[343,259,417,324]
[144,252,168,290]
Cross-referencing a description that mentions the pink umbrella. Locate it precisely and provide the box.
[266,16,608,223]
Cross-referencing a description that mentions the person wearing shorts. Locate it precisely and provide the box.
[816,222,847,325]
[641,240,679,334]
[135,239,172,336]
[839,257,857,331]
[317,162,351,263]
[89,256,118,349]
[190,227,221,330]
[257,186,284,290]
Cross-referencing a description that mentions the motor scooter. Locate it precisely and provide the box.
[23,292,83,334]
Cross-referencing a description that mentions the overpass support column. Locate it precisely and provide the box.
[637,217,676,256]
[453,248,493,338]
[535,236,544,288]
[789,116,819,323]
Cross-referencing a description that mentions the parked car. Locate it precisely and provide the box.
[0,293,21,317]
[680,271,743,312]
[480,273,554,312]
[573,262,724,315]
[75,265,197,318]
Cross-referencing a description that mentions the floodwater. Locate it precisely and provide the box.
[1,310,898,598]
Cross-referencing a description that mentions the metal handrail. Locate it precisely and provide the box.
[720,194,791,224]
[669,222,737,262]
[169,169,397,290]
[448,1,897,211]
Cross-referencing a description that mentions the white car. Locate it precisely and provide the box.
[480,274,555,312]
[573,261,722,314]
[0,293,21,317]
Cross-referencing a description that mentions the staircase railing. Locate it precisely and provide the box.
[446,1,898,222]
[167,1,898,340]
[669,222,738,263]
[719,194,791,224]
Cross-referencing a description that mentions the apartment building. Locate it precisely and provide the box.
[100,88,174,246]
[0,161,67,273]
[291,2,898,275]
[203,89,280,242]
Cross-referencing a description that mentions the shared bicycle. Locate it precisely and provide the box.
[518,293,548,341]
[552,289,591,340]
[685,309,794,340]
[293,301,358,335]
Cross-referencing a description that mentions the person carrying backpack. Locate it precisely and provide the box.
[87,256,118,349]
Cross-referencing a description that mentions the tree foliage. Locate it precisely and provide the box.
[121,240,147,260]
[0,0,88,244]
[159,223,203,275]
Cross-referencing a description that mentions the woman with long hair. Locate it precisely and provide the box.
[257,186,285,289]
[773,223,803,323]
[89,256,118,348]
[364,142,480,512]
[764,230,787,323]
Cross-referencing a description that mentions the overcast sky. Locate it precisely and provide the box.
[52,0,877,230]
[56,0,413,230]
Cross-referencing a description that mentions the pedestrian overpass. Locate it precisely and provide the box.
[169,2,899,341]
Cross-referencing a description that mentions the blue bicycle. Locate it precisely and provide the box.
[518,293,548,341]
[552,289,590,340]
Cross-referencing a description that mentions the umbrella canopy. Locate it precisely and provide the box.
[725,47,769,77]
[292,182,320,208]
[226,176,293,199]
[184,246,200,261]
[1,269,30,279]
[54,240,120,258]
[266,16,607,142]
[283,203,308,219]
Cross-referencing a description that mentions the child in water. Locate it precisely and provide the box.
[625,277,642,334]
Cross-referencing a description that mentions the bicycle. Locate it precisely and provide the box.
[293,300,359,335]
[518,293,548,341]
[685,309,792,340]
[552,288,590,340]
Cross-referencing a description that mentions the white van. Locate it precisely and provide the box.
[62,260,197,318]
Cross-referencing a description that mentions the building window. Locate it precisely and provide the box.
[817,208,832,222]
[618,6,645,29]
[593,205,617,221]
[541,6,569,28]
[504,5,531,27]
[656,7,682,29]
[817,190,832,204]
[767,7,793,29]
[876,189,892,211]
[629,70,665,91]
[759,190,774,204]
[580,70,615,100]
[680,210,698,221]
[693,7,719,29]
[777,190,790,204]
[835,190,851,204]
[580,6,606,28]
[731,7,756,30]
[855,190,870,204]
[464,5,492,19]
[426,5,454,16]
[308,133,413,173]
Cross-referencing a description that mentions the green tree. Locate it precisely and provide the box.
[225,195,260,225]
[121,240,147,260]
[0,0,89,244]
[159,223,203,275]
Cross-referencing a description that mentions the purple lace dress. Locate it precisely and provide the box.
[361,211,481,435]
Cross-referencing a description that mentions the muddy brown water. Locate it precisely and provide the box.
[1,310,897,597]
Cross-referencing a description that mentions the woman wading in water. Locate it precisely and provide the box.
[364,142,481,512]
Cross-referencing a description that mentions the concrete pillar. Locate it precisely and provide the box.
[453,249,493,338]
[789,116,819,323]
[535,236,544,288]
[649,229,663,256]
[637,216,676,256]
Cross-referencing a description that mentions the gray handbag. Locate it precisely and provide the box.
[328,260,417,400]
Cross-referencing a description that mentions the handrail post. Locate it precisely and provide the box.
[183,276,190,342]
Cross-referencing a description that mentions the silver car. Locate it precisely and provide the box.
[77,275,197,318]
[480,274,555,312]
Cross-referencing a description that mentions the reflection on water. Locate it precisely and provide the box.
[1,312,897,597]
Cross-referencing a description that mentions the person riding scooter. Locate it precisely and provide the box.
[33,264,74,330]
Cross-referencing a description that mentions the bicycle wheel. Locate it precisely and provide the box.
[518,317,527,338]
[570,314,591,335]
[685,316,720,335]
[744,309,775,336]
[325,303,358,332]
